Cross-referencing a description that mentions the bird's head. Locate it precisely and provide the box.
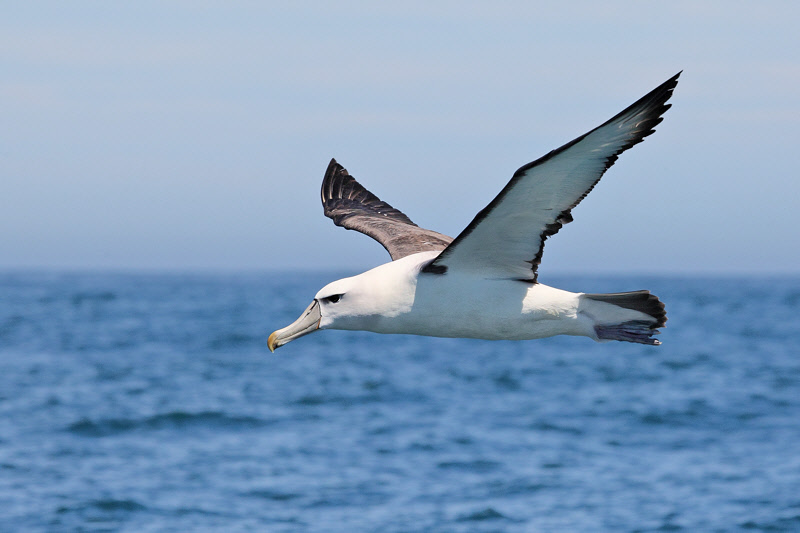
[267,257,423,352]
[267,277,356,352]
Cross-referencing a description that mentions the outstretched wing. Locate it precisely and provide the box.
[321,159,453,260]
[424,72,680,281]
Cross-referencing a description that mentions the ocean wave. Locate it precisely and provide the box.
[71,291,117,307]
[457,507,508,522]
[291,392,386,407]
[54,498,147,518]
[437,459,502,473]
[739,515,800,531]
[243,489,302,502]
[66,410,267,437]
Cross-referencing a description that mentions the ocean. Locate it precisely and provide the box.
[1,272,799,532]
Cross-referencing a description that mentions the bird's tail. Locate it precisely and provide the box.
[582,290,667,345]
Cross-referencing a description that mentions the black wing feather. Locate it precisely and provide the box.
[321,160,453,261]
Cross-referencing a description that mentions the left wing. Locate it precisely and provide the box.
[424,72,680,281]
[321,159,453,260]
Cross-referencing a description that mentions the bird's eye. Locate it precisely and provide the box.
[324,294,342,303]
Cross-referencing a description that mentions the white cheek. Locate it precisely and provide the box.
[318,304,348,328]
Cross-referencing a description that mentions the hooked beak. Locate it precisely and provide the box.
[268,300,321,352]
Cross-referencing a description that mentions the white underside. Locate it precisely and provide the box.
[317,252,655,342]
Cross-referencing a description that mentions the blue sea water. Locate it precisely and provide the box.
[1,271,799,532]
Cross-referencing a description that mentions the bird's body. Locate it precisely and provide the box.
[316,251,585,340]
[311,250,662,342]
[269,73,679,352]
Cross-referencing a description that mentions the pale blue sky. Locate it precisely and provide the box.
[2,2,799,274]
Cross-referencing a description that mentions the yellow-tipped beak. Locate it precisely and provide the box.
[267,331,279,353]
[267,300,321,352]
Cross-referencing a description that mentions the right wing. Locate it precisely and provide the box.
[423,73,680,281]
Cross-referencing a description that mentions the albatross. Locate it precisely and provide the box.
[268,73,679,352]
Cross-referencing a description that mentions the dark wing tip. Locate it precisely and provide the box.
[320,159,418,228]
[326,158,343,177]
[511,72,680,182]
[321,158,347,205]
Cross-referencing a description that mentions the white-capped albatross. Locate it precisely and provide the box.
[268,73,679,352]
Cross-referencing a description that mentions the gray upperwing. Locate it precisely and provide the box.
[321,159,453,261]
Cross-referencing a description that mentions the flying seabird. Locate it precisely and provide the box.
[268,73,679,352]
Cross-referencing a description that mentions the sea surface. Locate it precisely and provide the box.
[1,271,799,532]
